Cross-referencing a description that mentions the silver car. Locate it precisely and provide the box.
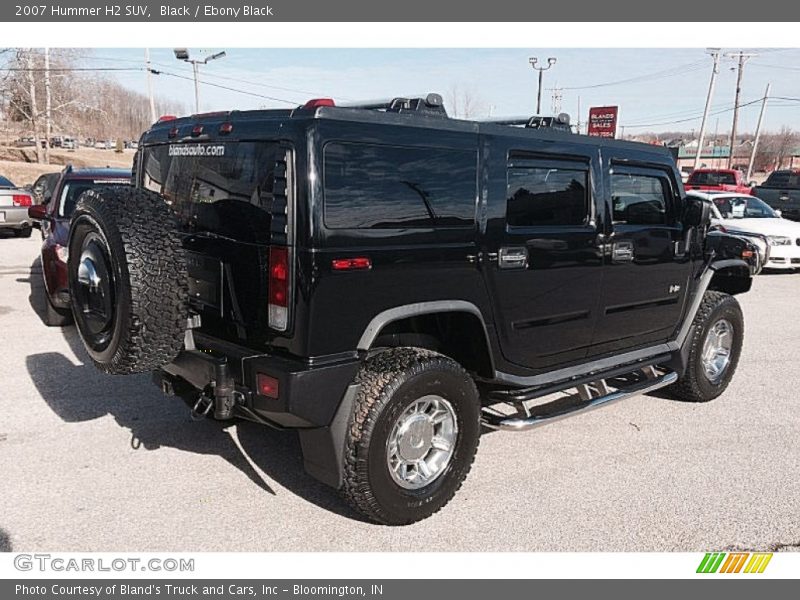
[0,175,34,238]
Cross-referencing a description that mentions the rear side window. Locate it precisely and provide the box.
[323,142,476,229]
[764,170,800,188]
[688,171,736,186]
[506,167,589,228]
[611,173,670,225]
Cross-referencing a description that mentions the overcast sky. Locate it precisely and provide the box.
[94,48,800,135]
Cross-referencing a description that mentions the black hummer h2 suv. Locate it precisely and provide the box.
[66,94,759,525]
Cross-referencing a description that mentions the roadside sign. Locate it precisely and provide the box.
[587,106,619,138]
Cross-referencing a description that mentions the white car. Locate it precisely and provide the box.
[688,191,800,270]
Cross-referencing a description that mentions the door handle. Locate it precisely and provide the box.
[611,240,634,263]
[498,247,528,269]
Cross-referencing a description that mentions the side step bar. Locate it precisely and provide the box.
[481,368,678,432]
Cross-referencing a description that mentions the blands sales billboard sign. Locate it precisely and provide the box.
[587,106,619,138]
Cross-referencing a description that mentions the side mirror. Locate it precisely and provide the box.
[684,196,712,228]
[28,204,47,220]
[775,209,782,218]
[748,181,757,187]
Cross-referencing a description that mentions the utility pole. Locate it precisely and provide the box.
[576,95,581,134]
[44,47,51,164]
[746,83,770,182]
[145,48,157,123]
[529,57,556,115]
[725,51,757,169]
[693,48,721,171]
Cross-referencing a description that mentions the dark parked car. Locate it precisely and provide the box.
[65,96,758,525]
[27,166,131,325]
[0,175,34,237]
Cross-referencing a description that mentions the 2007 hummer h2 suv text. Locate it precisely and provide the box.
[66,94,760,525]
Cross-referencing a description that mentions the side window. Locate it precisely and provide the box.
[506,167,589,228]
[611,172,670,226]
[323,142,476,229]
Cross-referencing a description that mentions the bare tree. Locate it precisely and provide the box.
[754,127,799,172]
[0,48,186,156]
[447,84,488,119]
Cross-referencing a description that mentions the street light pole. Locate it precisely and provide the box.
[174,49,227,113]
[529,57,556,115]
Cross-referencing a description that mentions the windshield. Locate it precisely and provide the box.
[712,195,778,219]
[58,180,130,217]
[688,171,736,186]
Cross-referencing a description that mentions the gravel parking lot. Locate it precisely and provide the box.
[1,232,798,552]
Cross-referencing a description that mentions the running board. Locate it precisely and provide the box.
[481,368,678,432]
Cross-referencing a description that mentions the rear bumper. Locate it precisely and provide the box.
[0,206,32,229]
[156,332,360,429]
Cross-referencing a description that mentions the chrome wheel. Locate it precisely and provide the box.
[701,318,734,384]
[386,395,458,490]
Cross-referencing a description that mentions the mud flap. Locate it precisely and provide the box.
[297,383,359,489]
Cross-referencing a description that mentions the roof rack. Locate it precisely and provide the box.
[304,93,448,118]
[481,112,573,133]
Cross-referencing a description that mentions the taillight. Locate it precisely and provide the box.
[268,246,290,331]
[55,244,68,263]
[12,194,31,207]
[256,373,280,399]
[332,257,371,271]
[302,98,335,109]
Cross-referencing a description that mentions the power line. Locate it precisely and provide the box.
[6,49,344,101]
[150,69,298,106]
[562,60,707,90]
[622,96,765,129]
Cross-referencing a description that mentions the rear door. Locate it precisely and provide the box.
[480,142,605,370]
[139,139,287,347]
[589,156,691,354]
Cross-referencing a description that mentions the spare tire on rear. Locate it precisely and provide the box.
[67,186,189,374]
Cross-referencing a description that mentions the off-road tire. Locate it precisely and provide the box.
[67,186,188,374]
[14,226,32,238]
[342,347,481,525]
[668,291,743,402]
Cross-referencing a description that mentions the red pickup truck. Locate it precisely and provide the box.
[684,169,753,194]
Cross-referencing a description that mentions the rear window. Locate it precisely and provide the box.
[687,171,736,186]
[323,142,476,229]
[140,142,282,242]
[0,176,14,188]
[763,170,800,188]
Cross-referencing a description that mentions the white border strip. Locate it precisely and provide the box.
[0,22,798,48]
[0,552,797,579]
